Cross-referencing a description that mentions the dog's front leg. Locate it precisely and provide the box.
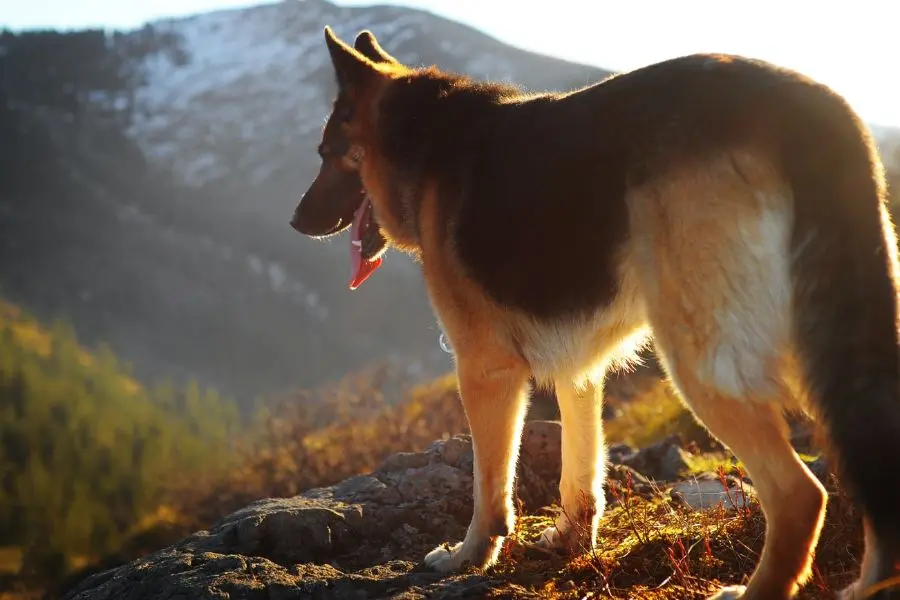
[536,377,605,554]
[423,350,531,573]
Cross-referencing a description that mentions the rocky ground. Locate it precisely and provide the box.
[60,420,844,600]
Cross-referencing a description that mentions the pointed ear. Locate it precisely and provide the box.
[324,25,381,91]
[353,30,398,65]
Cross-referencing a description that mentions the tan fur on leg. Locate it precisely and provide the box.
[667,370,827,599]
[423,354,531,573]
[627,151,827,597]
[537,377,606,553]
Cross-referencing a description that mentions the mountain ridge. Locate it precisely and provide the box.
[1,0,898,405]
[0,1,614,404]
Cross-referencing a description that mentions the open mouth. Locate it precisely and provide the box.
[348,197,387,289]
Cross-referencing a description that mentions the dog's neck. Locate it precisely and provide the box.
[358,153,422,256]
[367,70,526,255]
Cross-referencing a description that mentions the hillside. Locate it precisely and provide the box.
[0,316,863,599]
[0,1,620,407]
[0,299,239,592]
[3,2,900,406]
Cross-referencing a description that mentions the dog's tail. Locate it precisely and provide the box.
[780,82,900,596]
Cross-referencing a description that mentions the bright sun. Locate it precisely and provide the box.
[387,0,900,129]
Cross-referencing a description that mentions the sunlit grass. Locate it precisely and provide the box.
[605,379,714,450]
[485,467,862,599]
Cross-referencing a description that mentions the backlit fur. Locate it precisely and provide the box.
[297,28,900,599]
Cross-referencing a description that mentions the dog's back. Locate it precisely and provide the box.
[432,55,872,318]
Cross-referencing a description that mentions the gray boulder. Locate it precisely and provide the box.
[61,423,572,600]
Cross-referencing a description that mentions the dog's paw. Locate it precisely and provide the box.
[535,520,595,555]
[424,542,465,573]
[535,524,565,550]
[423,537,497,574]
[706,585,746,600]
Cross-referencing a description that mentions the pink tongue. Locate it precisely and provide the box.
[348,198,382,290]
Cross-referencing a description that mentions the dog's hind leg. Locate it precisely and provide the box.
[656,357,827,599]
[644,242,826,599]
[628,150,829,598]
[423,351,531,573]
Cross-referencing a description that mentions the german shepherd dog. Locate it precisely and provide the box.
[290,27,900,599]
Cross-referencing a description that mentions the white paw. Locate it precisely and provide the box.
[706,585,746,600]
[424,542,466,573]
[535,518,595,554]
[423,537,497,573]
[536,524,564,549]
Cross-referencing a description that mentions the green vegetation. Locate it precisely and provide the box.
[0,300,239,590]
[0,297,471,596]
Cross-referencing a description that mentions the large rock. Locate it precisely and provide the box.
[62,424,572,600]
[615,434,693,482]
[63,422,718,600]
[669,472,755,511]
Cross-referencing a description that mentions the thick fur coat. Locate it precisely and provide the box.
[290,28,900,600]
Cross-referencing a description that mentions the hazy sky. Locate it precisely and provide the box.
[3,0,898,127]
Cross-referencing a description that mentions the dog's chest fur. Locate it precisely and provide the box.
[502,253,650,386]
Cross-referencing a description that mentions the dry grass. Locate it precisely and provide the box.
[168,366,868,599]
[172,364,470,529]
[482,466,864,599]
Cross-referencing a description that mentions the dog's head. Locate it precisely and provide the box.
[290,28,399,289]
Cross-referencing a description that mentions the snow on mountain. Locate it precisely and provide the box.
[122,0,900,191]
[121,0,609,190]
[128,2,332,186]
[123,1,523,188]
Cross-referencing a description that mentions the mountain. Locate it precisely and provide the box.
[127,0,610,191]
[0,1,614,406]
[2,1,899,407]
